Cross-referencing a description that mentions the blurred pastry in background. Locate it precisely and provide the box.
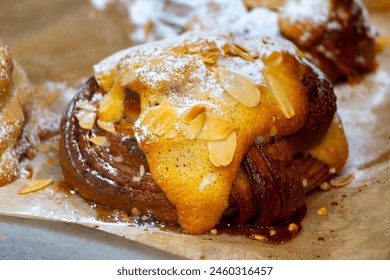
[0,42,32,186]
[279,0,378,83]
[96,0,378,83]
[0,42,61,187]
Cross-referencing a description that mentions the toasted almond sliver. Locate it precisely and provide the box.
[198,113,235,141]
[75,110,96,130]
[217,67,261,107]
[266,73,296,119]
[181,104,207,124]
[208,130,237,167]
[19,179,53,194]
[186,112,206,140]
[89,136,109,147]
[97,119,116,133]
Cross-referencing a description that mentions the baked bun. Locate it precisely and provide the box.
[0,42,32,187]
[60,34,348,234]
[279,0,377,82]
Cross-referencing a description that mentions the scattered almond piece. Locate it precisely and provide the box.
[266,73,296,119]
[330,174,354,187]
[287,223,298,232]
[208,130,236,167]
[19,179,53,194]
[216,67,261,107]
[97,119,116,133]
[75,110,97,130]
[197,113,235,141]
[144,100,179,136]
[89,136,109,147]
[252,234,268,241]
[320,182,332,191]
[269,229,277,236]
[186,112,206,140]
[317,207,328,216]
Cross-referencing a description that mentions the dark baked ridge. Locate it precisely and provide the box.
[60,62,336,227]
[60,78,178,223]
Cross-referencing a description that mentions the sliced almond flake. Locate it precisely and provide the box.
[208,130,237,167]
[186,112,206,140]
[75,110,97,130]
[145,100,179,136]
[198,113,235,141]
[266,73,296,119]
[97,119,116,133]
[19,179,53,194]
[181,104,207,124]
[89,136,110,147]
[120,70,137,87]
[77,100,97,112]
[216,67,261,107]
[330,174,354,188]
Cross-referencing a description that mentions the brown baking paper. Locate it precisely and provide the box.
[0,0,390,259]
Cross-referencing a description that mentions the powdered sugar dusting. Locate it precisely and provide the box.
[89,0,280,43]
[280,0,330,25]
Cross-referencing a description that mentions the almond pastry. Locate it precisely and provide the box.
[59,34,349,234]
[0,42,31,187]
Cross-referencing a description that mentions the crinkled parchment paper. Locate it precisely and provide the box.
[0,0,389,259]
